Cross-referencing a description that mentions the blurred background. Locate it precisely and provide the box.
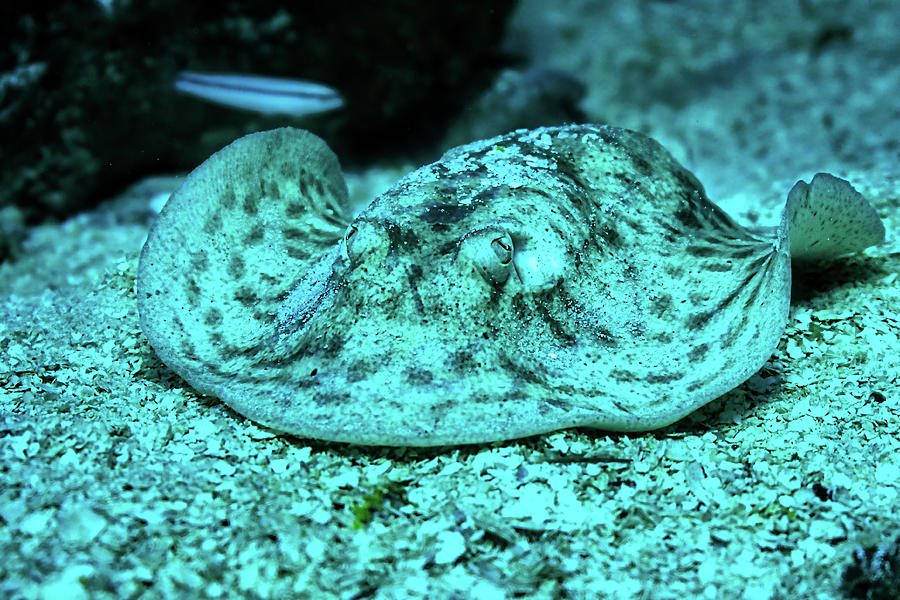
[2,0,898,232]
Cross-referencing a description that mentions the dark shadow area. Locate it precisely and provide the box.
[790,255,891,304]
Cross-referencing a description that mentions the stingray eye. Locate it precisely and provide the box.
[342,221,387,264]
[340,224,357,263]
[491,235,512,259]
[458,228,514,286]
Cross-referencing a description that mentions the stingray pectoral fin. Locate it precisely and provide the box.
[137,128,350,394]
[783,173,886,262]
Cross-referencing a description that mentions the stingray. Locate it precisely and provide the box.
[137,125,885,446]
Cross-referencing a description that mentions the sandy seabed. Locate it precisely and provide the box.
[2,1,899,598]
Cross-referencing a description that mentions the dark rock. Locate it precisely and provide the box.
[441,67,587,150]
[1,0,517,222]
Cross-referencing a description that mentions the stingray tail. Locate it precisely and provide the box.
[780,173,885,263]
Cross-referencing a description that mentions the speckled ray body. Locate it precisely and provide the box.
[137,125,884,446]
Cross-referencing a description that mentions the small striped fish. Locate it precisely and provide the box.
[175,71,343,116]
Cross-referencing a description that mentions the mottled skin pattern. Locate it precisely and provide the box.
[137,125,882,446]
